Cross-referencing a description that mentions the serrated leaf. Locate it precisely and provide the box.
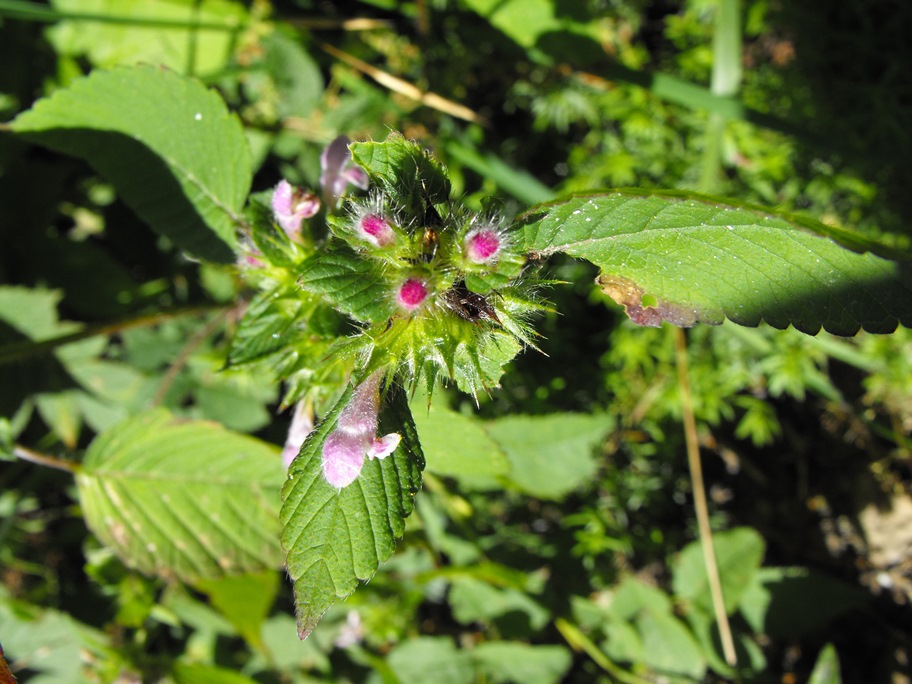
[520,191,912,335]
[280,383,424,638]
[77,409,285,582]
[228,288,308,366]
[350,133,451,214]
[297,243,395,323]
[11,65,251,262]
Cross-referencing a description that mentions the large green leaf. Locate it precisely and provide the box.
[10,65,251,261]
[76,409,285,582]
[411,400,510,484]
[45,0,246,76]
[280,383,424,638]
[520,191,912,335]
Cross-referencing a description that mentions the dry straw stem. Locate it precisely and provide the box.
[674,326,738,668]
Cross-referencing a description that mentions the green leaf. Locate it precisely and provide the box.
[608,577,673,621]
[808,644,842,684]
[76,409,285,582]
[297,243,396,324]
[520,191,912,335]
[262,32,324,118]
[280,383,424,638]
[485,413,609,500]
[672,527,765,615]
[449,577,550,631]
[411,400,510,484]
[10,65,252,262]
[172,662,260,684]
[227,287,311,366]
[635,611,706,678]
[738,567,866,638]
[474,643,573,684]
[385,637,474,684]
[350,133,451,215]
[195,571,279,650]
[45,0,247,76]
[0,598,109,684]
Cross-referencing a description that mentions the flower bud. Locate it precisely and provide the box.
[357,213,396,247]
[397,278,429,311]
[464,227,502,264]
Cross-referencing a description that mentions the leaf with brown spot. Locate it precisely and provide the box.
[520,191,912,335]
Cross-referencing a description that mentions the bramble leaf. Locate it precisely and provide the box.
[520,191,912,335]
[77,410,285,582]
[280,383,424,638]
[10,65,251,262]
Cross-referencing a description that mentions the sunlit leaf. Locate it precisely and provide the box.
[520,191,912,335]
[11,65,251,261]
[77,410,285,582]
[280,383,424,638]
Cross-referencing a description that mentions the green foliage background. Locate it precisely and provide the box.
[2,0,912,682]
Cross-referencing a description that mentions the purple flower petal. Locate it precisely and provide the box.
[322,430,367,488]
[368,433,401,460]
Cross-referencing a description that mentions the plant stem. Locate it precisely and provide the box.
[151,308,232,406]
[0,304,228,367]
[12,444,78,474]
[555,618,651,684]
[673,326,738,668]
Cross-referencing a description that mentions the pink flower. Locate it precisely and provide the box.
[397,278,429,311]
[358,213,396,247]
[320,135,369,208]
[272,180,320,239]
[464,227,502,264]
[282,401,314,468]
[322,372,401,488]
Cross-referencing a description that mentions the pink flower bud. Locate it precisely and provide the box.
[272,180,319,239]
[358,213,396,247]
[321,135,369,207]
[397,278,429,311]
[321,371,401,489]
[464,228,502,264]
[282,401,314,468]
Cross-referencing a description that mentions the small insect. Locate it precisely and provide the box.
[420,226,439,262]
[442,280,501,324]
